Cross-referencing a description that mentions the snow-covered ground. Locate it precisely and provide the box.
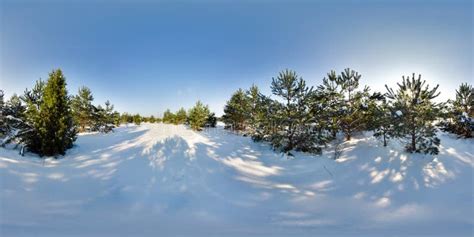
[1,123,473,237]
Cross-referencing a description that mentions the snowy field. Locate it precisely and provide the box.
[0,123,473,237]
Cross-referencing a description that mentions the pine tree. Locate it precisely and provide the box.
[188,101,211,131]
[175,108,187,124]
[206,112,217,128]
[338,68,371,140]
[369,93,395,146]
[250,94,280,142]
[442,83,474,138]
[71,86,94,132]
[317,70,345,139]
[385,73,441,154]
[246,85,262,134]
[0,90,5,136]
[318,68,371,140]
[1,93,30,147]
[163,109,175,124]
[33,69,77,156]
[222,88,250,130]
[133,114,142,125]
[270,69,315,153]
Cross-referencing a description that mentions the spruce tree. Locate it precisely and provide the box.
[35,69,77,156]
[188,101,211,131]
[385,73,441,154]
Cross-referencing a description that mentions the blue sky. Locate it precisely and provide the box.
[1,0,472,116]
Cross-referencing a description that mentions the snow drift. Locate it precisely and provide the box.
[0,123,472,237]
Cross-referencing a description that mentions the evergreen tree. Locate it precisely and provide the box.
[175,108,187,124]
[133,114,142,125]
[337,68,371,140]
[385,73,441,154]
[1,93,30,147]
[222,89,250,130]
[441,83,473,138]
[369,93,395,146]
[317,70,345,139]
[188,101,211,131]
[206,112,217,128]
[270,69,316,153]
[32,69,77,156]
[0,90,4,136]
[246,85,263,134]
[318,68,371,140]
[71,86,94,132]
[162,109,175,124]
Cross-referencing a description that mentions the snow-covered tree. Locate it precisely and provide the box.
[385,73,441,154]
[317,68,371,140]
[188,101,211,131]
[269,69,317,153]
[441,83,473,138]
[1,92,30,147]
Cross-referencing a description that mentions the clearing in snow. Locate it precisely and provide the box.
[0,123,473,237]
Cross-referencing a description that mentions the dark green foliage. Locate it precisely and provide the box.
[71,86,94,132]
[369,93,395,146]
[440,83,473,138]
[188,101,211,131]
[222,89,250,130]
[385,73,441,154]
[318,68,371,140]
[269,69,321,153]
[24,70,77,156]
[206,112,217,128]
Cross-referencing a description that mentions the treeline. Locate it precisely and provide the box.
[162,101,217,130]
[222,68,473,156]
[0,69,155,156]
